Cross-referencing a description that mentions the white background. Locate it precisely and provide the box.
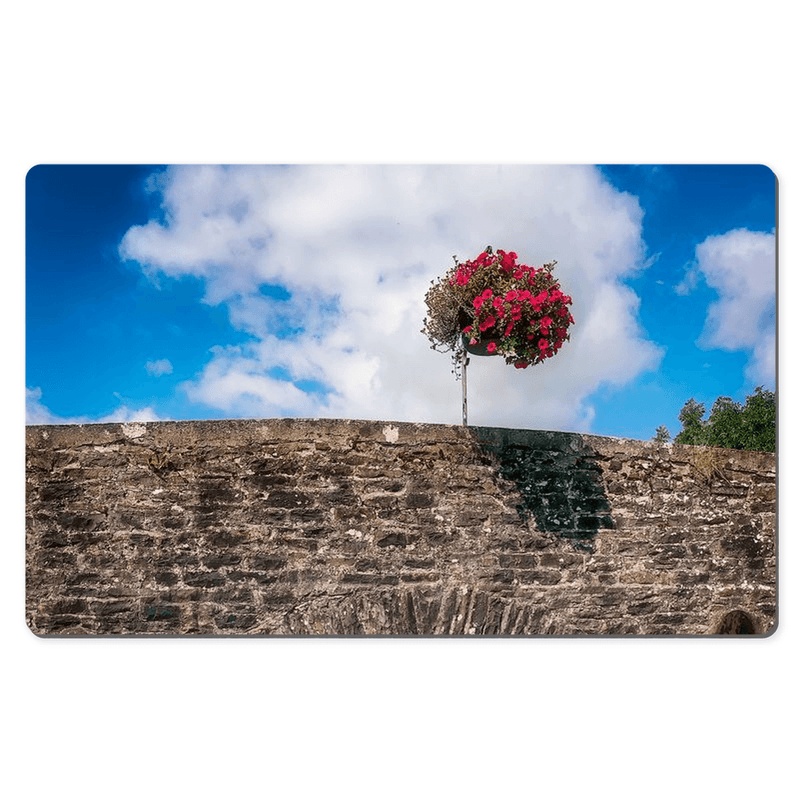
[3,2,794,798]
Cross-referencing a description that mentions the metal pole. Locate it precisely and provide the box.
[461,347,469,425]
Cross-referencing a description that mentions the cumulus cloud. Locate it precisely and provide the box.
[692,228,775,386]
[26,386,161,425]
[119,165,664,431]
[145,358,173,376]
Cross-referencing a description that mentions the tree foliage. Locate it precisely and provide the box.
[652,425,671,444]
[669,387,775,452]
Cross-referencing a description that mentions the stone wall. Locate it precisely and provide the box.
[25,419,777,636]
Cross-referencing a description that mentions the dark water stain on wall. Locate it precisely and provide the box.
[471,428,614,551]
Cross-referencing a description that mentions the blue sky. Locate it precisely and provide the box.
[25,164,776,440]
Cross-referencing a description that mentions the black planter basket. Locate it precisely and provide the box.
[457,309,501,357]
[462,333,502,356]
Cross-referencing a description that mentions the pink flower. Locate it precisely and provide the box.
[499,250,517,271]
[487,341,497,354]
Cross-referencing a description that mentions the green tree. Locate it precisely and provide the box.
[738,386,776,451]
[673,387,775,452]
[674,398,708,446]
[652,425,671,443]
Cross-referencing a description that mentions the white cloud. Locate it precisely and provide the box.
[674,261,701,295]
[119,165,664,431]
[693,228,776,386]
[179,345,324,418]
[26,386,161,425]
[145,358,173,376]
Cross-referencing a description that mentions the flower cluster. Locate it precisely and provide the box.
[421,246,574,371]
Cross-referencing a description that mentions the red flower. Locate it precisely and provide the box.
[487,341,497,354]
[479,315,496,332]
[499,250,518,271]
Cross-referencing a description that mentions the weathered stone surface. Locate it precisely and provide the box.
[25,419,776,635]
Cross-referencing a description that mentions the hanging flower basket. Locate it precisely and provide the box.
[422,246,574,373]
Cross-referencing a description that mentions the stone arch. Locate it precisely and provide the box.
[715,609,758,635]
